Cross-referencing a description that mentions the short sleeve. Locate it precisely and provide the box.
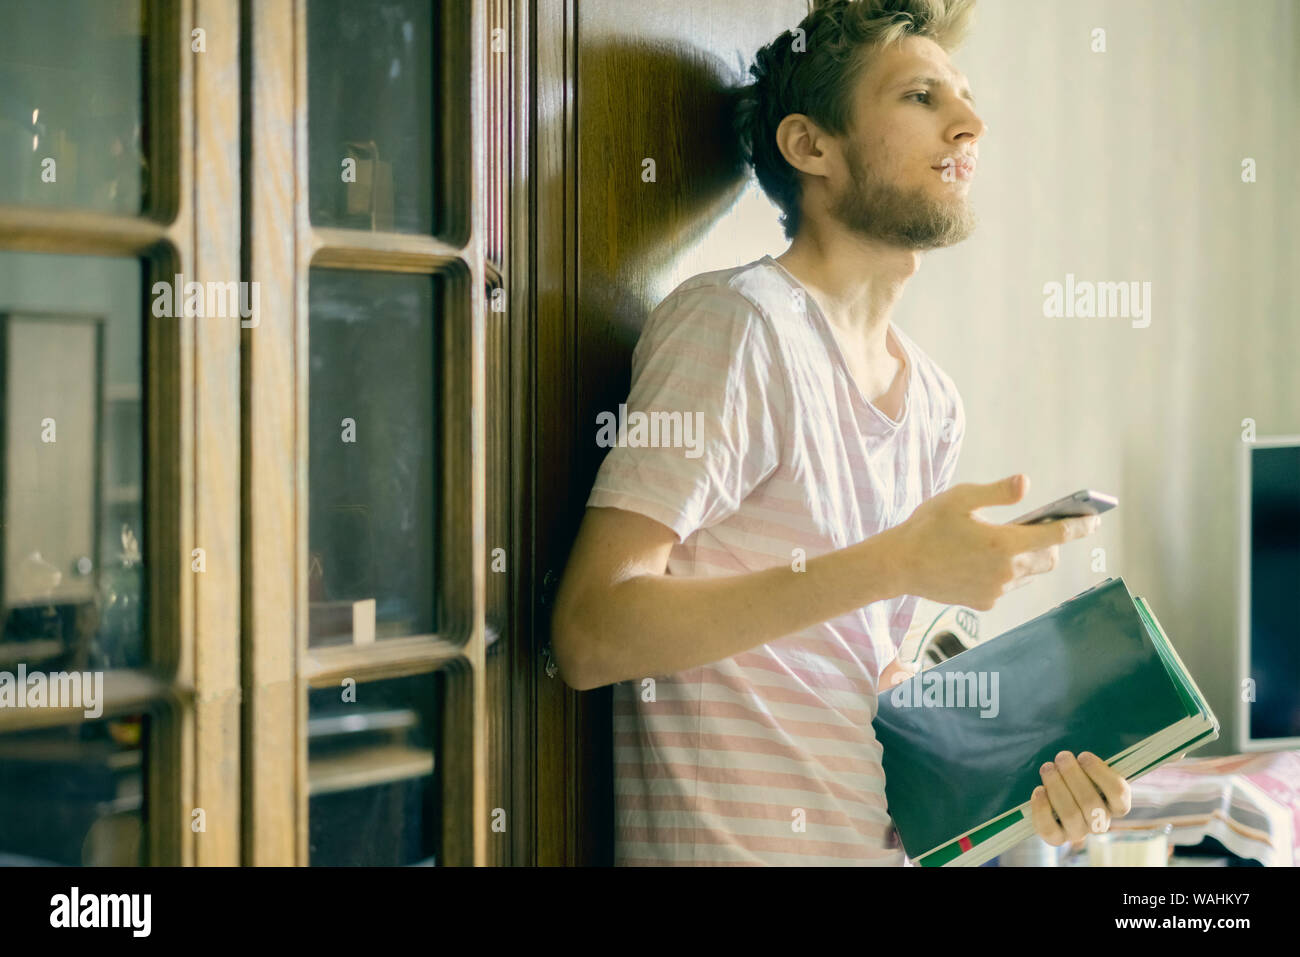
[932,388,965,494]
[586,286,788,543]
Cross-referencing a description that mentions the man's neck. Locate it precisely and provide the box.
[774,225,921,353]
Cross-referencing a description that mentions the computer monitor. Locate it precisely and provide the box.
[1237,436,1300,751]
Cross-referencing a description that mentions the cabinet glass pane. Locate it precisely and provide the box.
[0,253,145,672]
[308,268,438,644]
[307,0,437,233]
[0,0,147,213]
[0,713,148,866]
[308,672,440,866]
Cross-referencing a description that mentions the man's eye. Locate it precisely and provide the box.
[907,91,931,104]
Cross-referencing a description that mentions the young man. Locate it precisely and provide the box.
[552,0,1131,865]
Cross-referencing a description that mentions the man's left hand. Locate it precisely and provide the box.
[1029,750,1133,851]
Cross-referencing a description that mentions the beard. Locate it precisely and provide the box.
[829,140,976,250]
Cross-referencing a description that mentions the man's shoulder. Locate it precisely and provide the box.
[653,256,795,328]
[628,258,795,385]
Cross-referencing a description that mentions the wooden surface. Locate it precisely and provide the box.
[0,0,505,867]
[242,0,300,866]
[0,0,243,865]
[241,0,489,866]
[532,0,580,866]
[190,0,243,868]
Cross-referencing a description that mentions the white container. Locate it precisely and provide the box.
[1087,825,1173,866]
[998,835,1061,866]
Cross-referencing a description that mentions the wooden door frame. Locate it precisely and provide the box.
[529,0,612,866]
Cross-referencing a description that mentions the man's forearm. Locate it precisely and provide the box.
[561,525,914,690]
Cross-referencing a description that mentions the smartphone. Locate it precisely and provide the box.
[1009,489,1118,525]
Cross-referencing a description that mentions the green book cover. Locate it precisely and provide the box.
[873,577,1203,860]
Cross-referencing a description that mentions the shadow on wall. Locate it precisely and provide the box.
[576,39,755,432]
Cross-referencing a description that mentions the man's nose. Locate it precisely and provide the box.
[951,102,986,143]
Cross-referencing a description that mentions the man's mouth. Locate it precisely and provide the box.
[932,158,976,181]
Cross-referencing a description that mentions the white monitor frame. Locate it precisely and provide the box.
[1237,434,1300,752]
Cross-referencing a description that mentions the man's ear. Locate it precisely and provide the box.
[776,113,830,177]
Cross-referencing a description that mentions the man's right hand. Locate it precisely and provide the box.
[890,474,1101,612]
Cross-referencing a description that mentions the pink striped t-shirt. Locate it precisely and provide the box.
[587,253,965,865]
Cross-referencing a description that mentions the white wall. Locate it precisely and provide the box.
[896,0,1300,753]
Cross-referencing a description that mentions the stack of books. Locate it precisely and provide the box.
[873,576,1219,867]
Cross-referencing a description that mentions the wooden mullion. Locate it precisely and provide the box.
[292,0,312,867]
[146,0,195,868]
[148,0,182,224]
[191,0,243,867]
[506,0,535,868]
[436,0,489,868]
[439,656,480,865]
[243,0,300,866]
[484,0,507,867]
[441,0,475,247]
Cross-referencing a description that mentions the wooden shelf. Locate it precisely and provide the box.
[308,743,434,797]
[307,707,419,739]
[0,639,64,665]
[0,735,141,766]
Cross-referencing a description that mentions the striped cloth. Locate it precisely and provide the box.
[587,255,965,865]
[1124,750,1300,866]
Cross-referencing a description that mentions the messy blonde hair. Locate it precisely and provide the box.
[735,0,976,240]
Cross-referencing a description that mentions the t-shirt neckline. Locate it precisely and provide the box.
[762,254,914,429]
